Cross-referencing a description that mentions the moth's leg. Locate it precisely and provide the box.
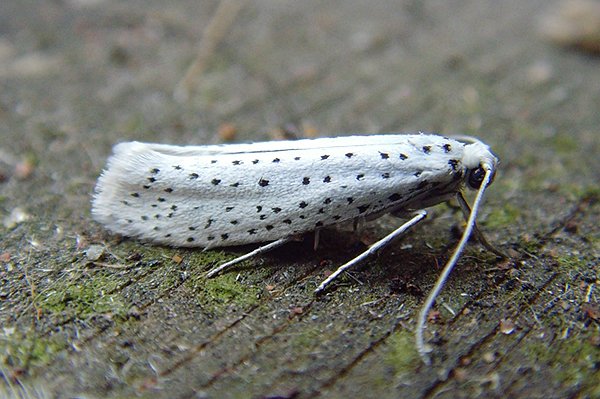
[206,237,293,278]
[456,192,509,259]
[313,229,321,251]
[315,210,427,294]
[352,216,366,233]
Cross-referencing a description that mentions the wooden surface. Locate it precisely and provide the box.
[1,0,599,398]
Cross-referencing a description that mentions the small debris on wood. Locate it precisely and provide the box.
[173,0,248,102]
[482,351,496,363]
[389,277,423,297]
[14,157,35,180]
[289,306,304,317]
[0,252,10,263]
[3,207,31,229]
[564,219,579,234]
[581,302,600,321]
[84,245,106,261]
[499,318,515,335]
[265,284,276,292]
[539,0,600,54]
[452,367,468,382]
[127,252,142,262]
[127,305,142,319]
[218,122,238,142]
[427,309,441,323]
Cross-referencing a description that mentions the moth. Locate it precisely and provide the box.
[92,133,504,362]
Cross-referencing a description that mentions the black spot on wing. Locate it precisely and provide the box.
[448,159,459,171]
[388,193,401,202]
[416,180,429,190]
[357,205,369,214]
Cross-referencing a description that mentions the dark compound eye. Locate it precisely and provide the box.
[467,167,486,189]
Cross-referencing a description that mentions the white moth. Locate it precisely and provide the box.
[92,133,503,363]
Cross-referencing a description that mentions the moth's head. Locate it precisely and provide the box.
[459,138,499,190]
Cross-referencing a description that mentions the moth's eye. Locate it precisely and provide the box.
[467,167,486,189]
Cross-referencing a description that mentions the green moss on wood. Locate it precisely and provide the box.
[384,329,420,375]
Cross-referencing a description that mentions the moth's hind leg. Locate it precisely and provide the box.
[206,237,293,278]
[314,210,428,294]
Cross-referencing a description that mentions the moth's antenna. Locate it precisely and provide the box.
[416,164,494,365]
